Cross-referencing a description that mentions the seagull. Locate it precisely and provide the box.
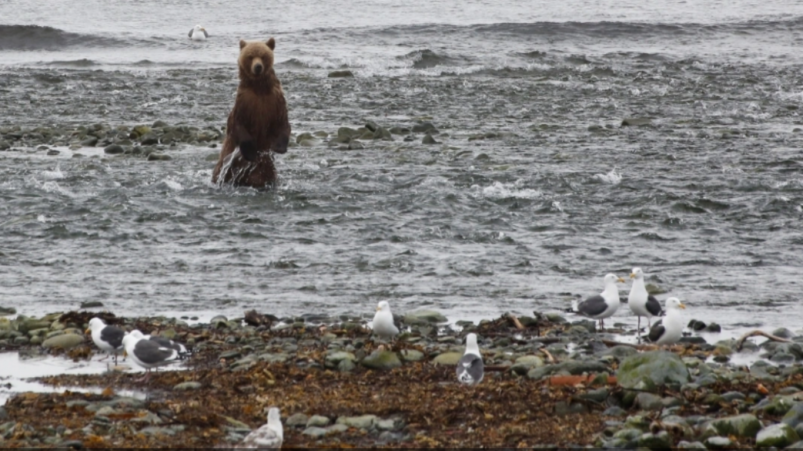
[627,267,664,340]
[128,329,190,358]
[188,24,208,41]
[456,333,484,385]
[647,297,686,345]
[86,317,125,364]
[122,332,181,382]
[572,273,625,331]
[238,406,283,449]
[371,301,399,341]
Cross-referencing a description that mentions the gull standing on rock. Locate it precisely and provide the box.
[627,267,664,340]
[238,406,283,449]
[648,297,687,345]
[188,24,208,41]
[86,317,125,364]
[456,333,484,385]
[371,301,399,341]
[572,273,625,331]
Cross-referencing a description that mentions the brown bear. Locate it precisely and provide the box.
[212,38,291,187]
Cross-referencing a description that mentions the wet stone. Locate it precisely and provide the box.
[336,414,377,430]
[704,436,733,449]
[173,381,202,391]
[286,413,309,427]
[306,415,331,428]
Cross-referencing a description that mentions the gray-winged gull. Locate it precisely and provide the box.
[572,273,625,331]
[188,24,208,41]
[237,406,283,449]
[647,297,686,345]
[371,301,399,341]
[129,329,189,357]
[627,267,663,340]
[86,317,125,364]
[456,333,484,385]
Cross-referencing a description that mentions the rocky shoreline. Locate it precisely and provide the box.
[1,309,803,448]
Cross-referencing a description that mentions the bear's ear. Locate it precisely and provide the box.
[239,40,247,50]
[267,38,275,50]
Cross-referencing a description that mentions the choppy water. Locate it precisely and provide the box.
[1,0,802,336]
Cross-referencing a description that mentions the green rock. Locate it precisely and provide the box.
[20,319,51,333]
[638,430,672,450]
[131,125,151,137]
[403,309,447,325]
[173,382,202,391]
[307,415,331,428]
[400,349,425,362]
[222,416,250,430]
[328,70,354,78]
[361,350,401,370]
[756,423,800,448]
[0,307,17,316]
[432,352,462,366]
[635,392,665,411]
[286,413,309,427]
[510,355,544,375]
[617,351,690,390]
[302,426,328,438]
[705,414,762,438]
[645,283,667,295]
[544,313,567,324]
[41,333,85,350]
[325,351,356,367]
[336,414,377,430]
[338,359,356,372]
[782,403,803,428]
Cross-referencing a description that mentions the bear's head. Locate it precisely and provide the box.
[238,38,276,80]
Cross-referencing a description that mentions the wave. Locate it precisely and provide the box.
[398,49,467,69]
[0,24,131,51]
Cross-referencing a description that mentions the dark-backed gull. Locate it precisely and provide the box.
[86,317,125,364]
[188,24,208,41]
[122,332,181,382]
[572,273,625,331]
[647,297,686,345]
[627,267,663,340]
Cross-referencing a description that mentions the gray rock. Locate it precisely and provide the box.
[361,350,402,370]
[104,145,124,155]
[704,414,762,438]
[635,392,665,411]
[527,360,608,380]
[617,351,690,390]
[0,407,6,421]
[756,423,800,448]
[286,413,309,427]
[338,359,356,372]
[786,440,803,450]
[603,406,627,416]
[0,307,16,316]
[783,403,803,428]
[603,345,638,359]
[621,117,652,127]
[422,134,438,145]
[173,381,202,391]
[41,333,85,350]
[140,133,159,145]
[302,426,328,438]
[704,436,733,449]
[306,415,331,428]
[336,414,377,430]
[773,328,795,339]
[403,309,447,325]
[139,426,176,436]
[147,153,172,161]
[511,355,544,375]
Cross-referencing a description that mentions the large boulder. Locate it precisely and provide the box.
[41,333,85,350]
[703,414,762,439]
[617,351,690,390]
[755,423,800,448]
[361,350,401,371]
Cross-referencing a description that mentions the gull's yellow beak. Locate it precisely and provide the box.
[679,303,687,309]
[629,273,636,279]
[376,307,381,312]
[84,328,90,335]
[201,27,206,32]
[123,350,127,358]
[616,277,625,283]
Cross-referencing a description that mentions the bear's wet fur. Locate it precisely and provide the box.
[212,38,291,187]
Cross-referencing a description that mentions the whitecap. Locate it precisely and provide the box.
[41,165,64,180]
[163,179,183,191]
[474,181,542,199]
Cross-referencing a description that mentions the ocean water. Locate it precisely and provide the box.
[0,0,802,338]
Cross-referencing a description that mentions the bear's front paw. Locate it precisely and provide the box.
[272,135,289,154]
[239,140,258,161]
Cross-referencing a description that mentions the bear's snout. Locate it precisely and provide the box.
[251,58,264,75]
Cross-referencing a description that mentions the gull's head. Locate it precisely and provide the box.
[194,24,205,32]
[666,297,686,310]
[376,301,390,313]
[128,329,144,339]
[466,333,478,347]
[604,273,625,285]
[121,333,137,349]
[267,406,281,425]
[86,317,104,334]
[630,267,643,280]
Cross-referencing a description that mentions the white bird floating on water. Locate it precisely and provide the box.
[237,406,283,449]
[371,301,399,341]
[456,333,484,385]
[188,24,208,41]
[572,273,625,331]
[627,267,664,340]
[122,332,182,382]
[86,317,125,364]
[647,297,687,345]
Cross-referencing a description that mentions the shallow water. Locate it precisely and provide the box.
[0,0,802,340]
[0,352,155,405]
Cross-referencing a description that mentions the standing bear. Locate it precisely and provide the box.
[212,38,291,187]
